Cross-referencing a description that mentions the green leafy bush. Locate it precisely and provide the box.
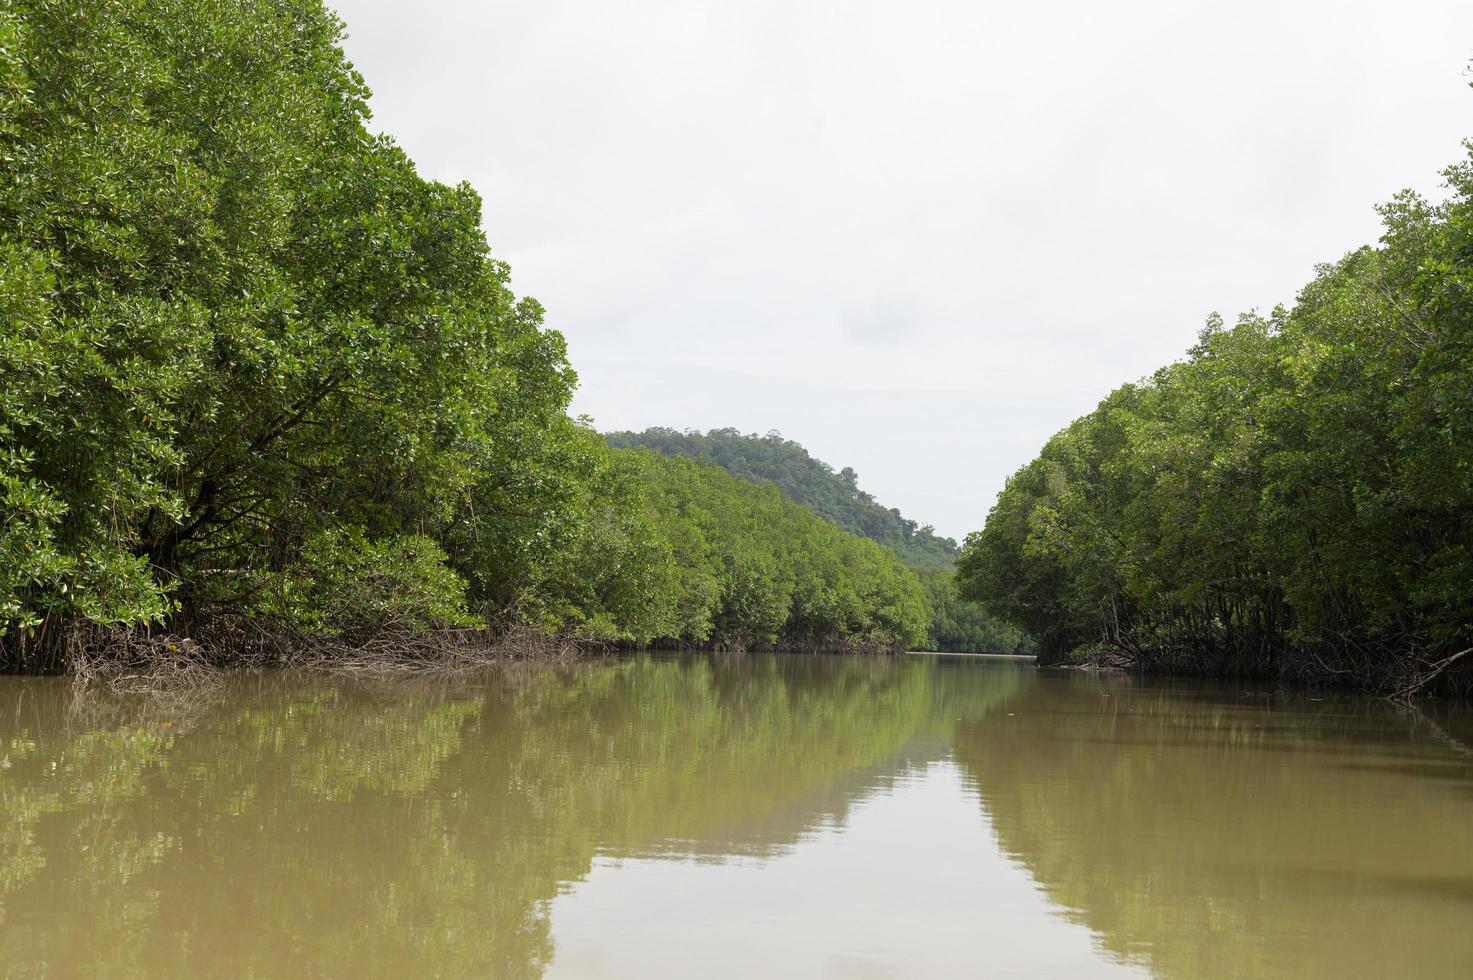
[258,529,478,638]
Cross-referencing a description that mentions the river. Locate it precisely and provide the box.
[1,653,1470,977]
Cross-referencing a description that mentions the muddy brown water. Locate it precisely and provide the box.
[1,653,1470,978]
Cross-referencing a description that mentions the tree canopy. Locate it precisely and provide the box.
[0,0,929,665]
[957,124,1473,693]
[606,428,1033,653]
[606,428,959,570]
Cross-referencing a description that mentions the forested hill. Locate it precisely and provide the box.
[605,428,958,571]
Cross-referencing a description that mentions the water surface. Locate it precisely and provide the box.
[1,653,1470,977]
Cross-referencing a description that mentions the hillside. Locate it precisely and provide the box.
[605,428,958,571]
[605,428,1033,654]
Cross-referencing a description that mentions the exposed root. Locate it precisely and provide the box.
[292,623,581,675]
[1391,646,1473,702]
[8,618,581,694]
[66,625,227,695]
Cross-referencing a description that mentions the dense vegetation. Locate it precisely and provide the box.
[917,569,1031,655]
[625,451,928,651]
[606,428,959,570]
[957,124,1473,694]
[0,0,923,668]
[606,427,1032,653]
[529,447,929,652]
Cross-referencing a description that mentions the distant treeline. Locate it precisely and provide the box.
[958,125,1473,695]
[0,0,925,668]
[916,570,1031,655]
[607,428,1033,654]
[626,452,928,651]
[606,428,959,570]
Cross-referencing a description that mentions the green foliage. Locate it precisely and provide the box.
[0,0,933,661]
[958,123,1473,688]
[628,451,930,652]
[1,0,577,649]
[606,428,959,570]
[501,433,681,644]
[605,428,1029,651]
[917,568,1032,654]
[258,528,478,637]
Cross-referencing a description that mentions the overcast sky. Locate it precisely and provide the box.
[330,0,1473,541]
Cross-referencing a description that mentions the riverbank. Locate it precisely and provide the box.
[14,619,1465,704]
[1,619,582,685]
[1029,643,1473,700]
[2,616,931,685]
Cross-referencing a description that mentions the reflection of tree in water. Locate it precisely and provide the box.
[0,654,1025,977]
[953,671,1473,980]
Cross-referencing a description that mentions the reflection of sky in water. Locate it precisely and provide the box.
[549,761,1145,980]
